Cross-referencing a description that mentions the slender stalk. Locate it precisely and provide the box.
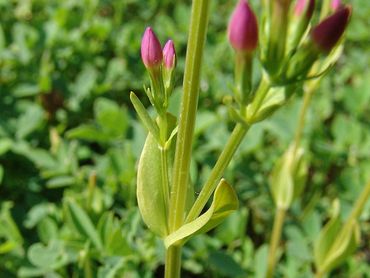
[186,77,271,223]
[168,0,211,232]
[266,207,286,278]
[292,88,313,156]
[165,246,181,278]
[159,114,170,232]
[160,147,170,230]
[186,123,248,222]
[345,180,370,228]
[314,271,324,278]
[166,0,211,276]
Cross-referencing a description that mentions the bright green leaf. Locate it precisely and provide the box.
[164,179,238,248]
[65,200,103,250]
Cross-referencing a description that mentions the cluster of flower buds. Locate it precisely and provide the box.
[225,0,351,124]
[140,27,176,113]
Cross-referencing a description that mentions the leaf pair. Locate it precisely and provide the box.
[137,124,239,246]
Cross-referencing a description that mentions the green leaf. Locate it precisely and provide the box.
[94,98,128,138]
[46,176,75,188]
[130,92,160,142]
[164,179,238,248]
[136,132,168,237]
[16,104,44,139]
[65,200,103,250]
[209,250,245,277]
[314,200,361,274]
[66,124,110,142]
[0,138,13,155]
[314,200,341,267]
[28,241,63,268]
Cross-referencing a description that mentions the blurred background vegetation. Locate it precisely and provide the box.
[0,0,369,277]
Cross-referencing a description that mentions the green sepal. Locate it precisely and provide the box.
[164,179,238,248]
[269,144,308,209]
[314,200,361,275]
[130,92,161,143]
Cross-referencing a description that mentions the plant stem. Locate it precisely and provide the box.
[185,123,249,222]
[314,271,324,278]
[159,114,170,232]
[266,207,286,278]
[164,246,181,278]
[346,180,370,227]
[185,77,271,223]
[168,0,211,232]
[292,88,313,155]
[160,147,170,231]
[166,0,211,276]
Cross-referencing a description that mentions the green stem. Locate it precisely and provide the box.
[314,272,324,278]
[186,123,249,222]
[164,246,181,278]
[346,180,370,226]
[235,52,253,105]
[292,88,313,156]
[168,0,211,232]
[185,77,271,223]
[166,0,211,276]
[266,207,286,278]
[160,147,170,231]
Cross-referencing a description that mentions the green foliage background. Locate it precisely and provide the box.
[0,0,369,277]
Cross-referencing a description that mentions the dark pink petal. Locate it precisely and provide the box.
[228,0,258,52]
[141,27,163,68]
[163,40,176,69]
[311,6,351,53]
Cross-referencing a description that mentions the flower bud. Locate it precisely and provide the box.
[141,27,163,69]
[228,0,258,53]
[163,40,176,69]
[289,0,315,51]
[331,0,341,11]
[294,0,315,19]
[162,40,176,97]
[311,6,351,53]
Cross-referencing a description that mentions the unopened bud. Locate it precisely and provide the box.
[311,6,351,53]
[162,40,176,97]
[163,40,176,69]
[141,27,163,69]
[228,0,258,53]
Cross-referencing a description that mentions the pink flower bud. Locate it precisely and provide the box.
[163,40,176,69]
[331,0,341,11]
[294,0,315,19]
[311,5,351,53]
[141,27,163,68]
[228,0,258,53]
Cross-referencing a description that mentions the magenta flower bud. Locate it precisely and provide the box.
[141,27,163,68]
[331,0,341,11]
[311,5,351,53]
[163,40,176,69]
[294,0,315,19]
[228,0,258,53]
